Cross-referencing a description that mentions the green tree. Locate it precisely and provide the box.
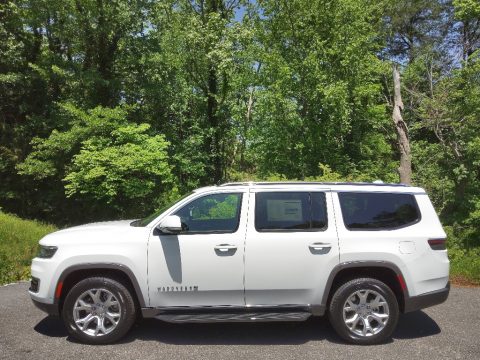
[0,0,478,258]
[246,0,395,181]
[18,104,173,220]
[142,0,252,186]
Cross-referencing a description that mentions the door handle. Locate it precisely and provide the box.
[309,242,332,254]
[214,244,237,252]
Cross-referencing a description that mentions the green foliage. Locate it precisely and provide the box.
[453,0,480,21]
[412,52,480,248]
[412,141,455,214]
[192,194,240,220]
[64,124,172,204]
[18,104,173,218]
[0,0,479,283]
[0,212,56,284]
[449,247,480,285]
[245,0,394,180]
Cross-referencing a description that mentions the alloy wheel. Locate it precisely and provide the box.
[342,289,390,337]
[73,288,122,337]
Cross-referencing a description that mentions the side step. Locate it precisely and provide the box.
[155,312,312,323]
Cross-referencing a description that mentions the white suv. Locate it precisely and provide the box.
[29,182,450,345]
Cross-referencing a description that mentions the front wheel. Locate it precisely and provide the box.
[328,277,399,345]
[62,276,137,344]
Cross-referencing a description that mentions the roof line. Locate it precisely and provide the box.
[219,181,409,187]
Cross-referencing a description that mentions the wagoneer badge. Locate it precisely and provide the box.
[158,286,198,292]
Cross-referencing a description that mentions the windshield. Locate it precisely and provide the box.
[131,192,193,227]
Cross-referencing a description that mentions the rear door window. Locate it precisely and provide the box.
[255,192,328,231]
[338,192,420,230]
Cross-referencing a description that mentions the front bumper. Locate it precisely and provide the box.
[29,275,59,316]
[404,282,450,313]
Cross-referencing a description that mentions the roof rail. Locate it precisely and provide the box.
[219,182,254,187]
[219,181,409,187]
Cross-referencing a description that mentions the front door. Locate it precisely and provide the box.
[148,191,248,307]
[244,189,340,307]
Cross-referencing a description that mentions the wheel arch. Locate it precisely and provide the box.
[319,261,409,314]
[55,263,146,310]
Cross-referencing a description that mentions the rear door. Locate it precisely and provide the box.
[244,188,340,307]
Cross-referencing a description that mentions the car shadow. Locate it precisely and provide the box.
[393,311,441,339]
[34,316,68,338]
[34,310,440,345]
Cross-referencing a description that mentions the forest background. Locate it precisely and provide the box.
[0,0,479,283]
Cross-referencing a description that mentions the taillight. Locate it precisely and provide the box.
[428,238,446,250]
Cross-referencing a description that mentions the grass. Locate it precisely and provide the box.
[449,247,480,286]
[0,212,56,284]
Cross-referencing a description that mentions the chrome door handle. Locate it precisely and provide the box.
[214,244,237,252]
[309,242,332,254]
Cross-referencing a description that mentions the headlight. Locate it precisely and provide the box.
[37,245,58,259]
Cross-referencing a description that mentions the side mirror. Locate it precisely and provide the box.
[156,215,182,234]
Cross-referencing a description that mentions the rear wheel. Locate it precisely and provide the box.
[328,277,399,345]
[62,277,136,344]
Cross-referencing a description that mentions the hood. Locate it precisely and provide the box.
[39,219,144,246]
[53,220,136,235]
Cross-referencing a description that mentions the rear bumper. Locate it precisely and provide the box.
[31,298,59,317]
[404,282,450,313]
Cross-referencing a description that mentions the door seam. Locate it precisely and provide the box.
[241,189,251,306]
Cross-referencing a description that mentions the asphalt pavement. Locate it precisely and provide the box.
[0,282,478,360]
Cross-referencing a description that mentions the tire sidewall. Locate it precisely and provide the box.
[62,277,135,344]
[329,278,399,345]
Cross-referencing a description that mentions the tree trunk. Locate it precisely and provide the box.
[204,0,223,184]
[392,64,412,185]
[206,65,223,183]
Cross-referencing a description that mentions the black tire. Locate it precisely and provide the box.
[328,277,399,345]
[62,276,137,344]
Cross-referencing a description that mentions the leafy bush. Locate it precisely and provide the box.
[449,247,480,285]
[0,212,56,284]
[17,104,173,220]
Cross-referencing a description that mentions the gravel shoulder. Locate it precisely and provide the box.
[0,282,478,360]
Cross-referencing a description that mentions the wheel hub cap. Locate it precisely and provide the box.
[73,288,122,337]
[343,289,390,337]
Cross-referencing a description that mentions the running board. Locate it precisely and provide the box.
[155,312,312,323]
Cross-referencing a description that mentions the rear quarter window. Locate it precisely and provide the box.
[338,192,420,230]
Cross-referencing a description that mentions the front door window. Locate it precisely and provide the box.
[174,193,242,233]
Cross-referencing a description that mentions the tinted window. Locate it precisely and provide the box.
[339,192,420,230]
[174,193,242,233]
[255,192,328,231]
[134,192,193,226]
